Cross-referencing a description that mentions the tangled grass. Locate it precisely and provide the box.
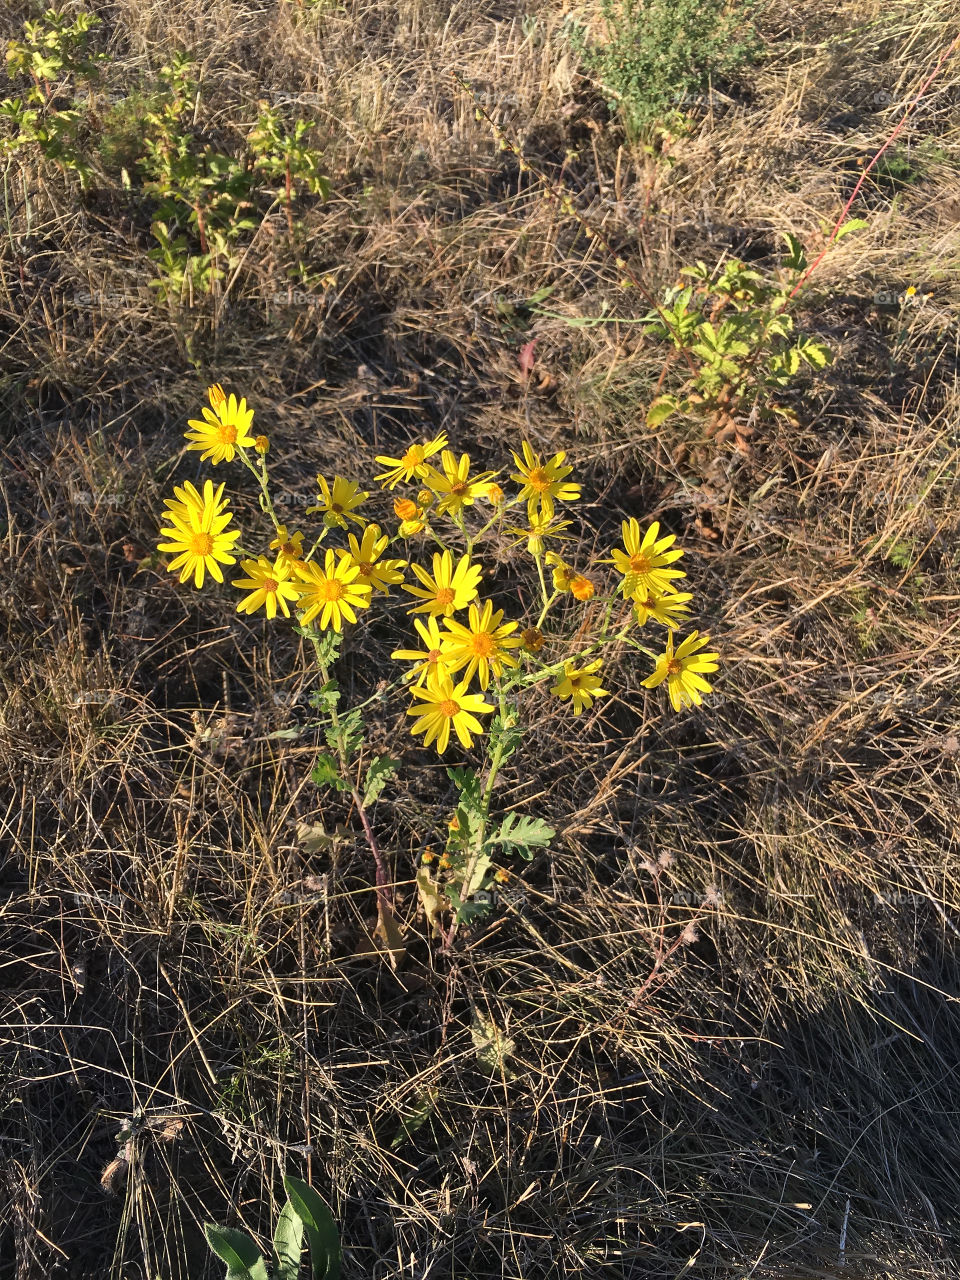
[2,0,960,1277]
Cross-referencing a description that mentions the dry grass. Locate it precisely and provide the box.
[2,0,960,1277]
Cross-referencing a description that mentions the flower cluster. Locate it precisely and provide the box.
[157,387,720,754]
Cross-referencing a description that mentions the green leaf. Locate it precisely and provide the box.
[835,217,868,241]
[282,1177,341,1280]
[490,812,554,860]
[646,395,679,428]
[447,884,493,925]
[310,754,349,792]
[325,706,364,761]
[390,1086,438,1149]
[446,766,482,812]
[488,704,522,765]
[781,231,807,272]
[272,1200,304,1280]
[800,340,832,368]
[203,1224,269,1280]
[363,755,400,807]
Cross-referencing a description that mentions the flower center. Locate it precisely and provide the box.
[427,649,441,663]
[666,658,683,676]
[402,445,425,469]
[331,502,344,513]
[629,552,653,573]
[521,627,543,651]
[318,579,345,602]
[435,587,455,606]
[189,531,214,556]
[216,423,237,445]
[357,561,374,576]
[527,467,552,492]
[280,542,296,556]
[449,481,469,497]
[439,699,460,718]
[470,633,495,657]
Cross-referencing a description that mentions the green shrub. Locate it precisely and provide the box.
[569,0,763,142]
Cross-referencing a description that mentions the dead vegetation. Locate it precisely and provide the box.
[2,0,960,1277]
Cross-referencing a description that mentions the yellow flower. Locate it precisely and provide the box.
[550,659,609,716]
[633,588,693,629]
[545,551,575,592]
[505,513,572,558]
[268,525,305,571]
[404,550,482,618]
[253,435,269,455]
[231,555,302,620]
[642,631,719,711]
[374,433,448,488]
[421,450,497,517]
[406,673,494,754]
[569,573,595,602]
[394,496,426,536]
[390,616,453,686]
[441,599,522,690]
[510,440,581,521]
[157,478,241,589]
[606,519,686,597]
[342,523,406,594]
[185,385,257,464]
[483,482,506,506]
[307,474,368,528]
[294,549,372,632]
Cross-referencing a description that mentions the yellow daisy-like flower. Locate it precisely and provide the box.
[390,616,453,686]
[404,550,483,618]
[157,478,241,589]
[343,523,407,594]
[406,673,494,754]
[483,481,506,506]
[394,496,427,536]
[633,588,693,629]
[231,555,302,620]
[550,659,609,716]
[441,599,522,691]
[185,385,257,465]
[307,474,369,529]
[510,440,581,522]
[374,433,448,489]
[606,519,686,597]
[642,631,719,711]
[505,514,573,558]
[161,478,209,523]
[268,525,305,571]
[294,549,372,632]
[421,450,497,518]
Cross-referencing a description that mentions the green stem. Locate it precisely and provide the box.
[309,635,392,911]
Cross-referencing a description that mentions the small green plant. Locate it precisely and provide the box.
[568,0,762,142]
[643,237,837,447]
[0,7,107,186]
[204,1174,340,1280]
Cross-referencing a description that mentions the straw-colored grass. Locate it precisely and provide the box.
[2,0,960,1276]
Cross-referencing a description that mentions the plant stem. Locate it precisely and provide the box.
[310,638,392,913]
